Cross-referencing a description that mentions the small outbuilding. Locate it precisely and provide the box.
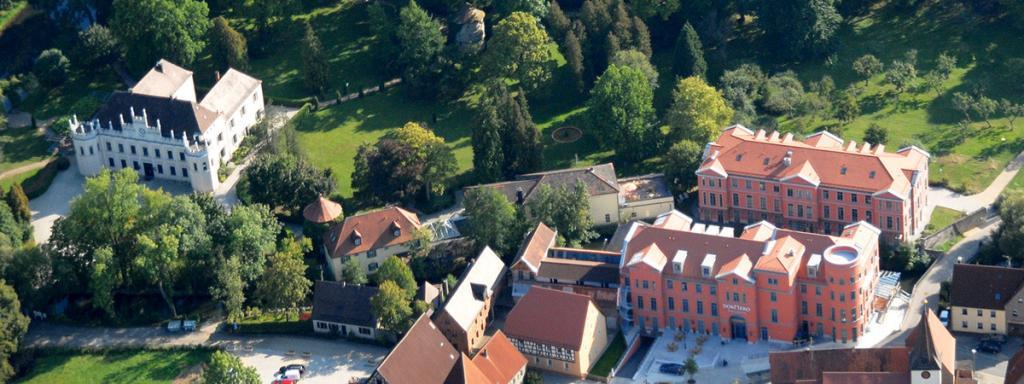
[303,195,344,224]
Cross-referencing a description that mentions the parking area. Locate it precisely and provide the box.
[954,333,1022,383]
[226,335,388,384]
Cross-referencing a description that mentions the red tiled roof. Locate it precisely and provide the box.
[821,372,908,384]
[513,222,557,273]
[769,347,911,384]
[950,264,1024,310]
[906,311,956,376]
[376,314,458,384]
[700,125,928,196]
[1006,347,1024,384]
[325,206,421,258]
[471,331,528,384]
[303,196,343,223]
[504,286,595,350]
[446,354,492,384]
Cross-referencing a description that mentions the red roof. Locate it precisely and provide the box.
[769,347,911,384]
[1006,347,1024,384]
[471,331,528,384]
[375,313,459,384]
[325,206,421,257]
[303,196,343,223]
[504,286,596,350]
[512,222,557,273]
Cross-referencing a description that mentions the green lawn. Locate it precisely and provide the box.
[0,166,38,190]
[765,2,1024,194]
[18,69,118,120]
[14,349,212,384]
[924,206,965,235]
[0,126,51,174]
[0,1,28,33]
[590,332,627,378]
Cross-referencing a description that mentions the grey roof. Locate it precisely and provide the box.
[311,281,378,327]
[92,92,219,137]
[199,68,261,115]
[438,247,506,331]
[131,59,193,98]
[469,163,621,205]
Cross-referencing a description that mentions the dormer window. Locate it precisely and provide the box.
[702,267,711,277]
[763,158,769,165]
[391,221,402,237]
[869,170,876,179]
[673,262,682,273]
[352,229,362,246]
[996,293,1003,301]
[736,154,743,161]
[840,166,847,175]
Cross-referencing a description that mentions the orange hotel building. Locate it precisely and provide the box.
[695,125,929,242]
[618,210,881,344]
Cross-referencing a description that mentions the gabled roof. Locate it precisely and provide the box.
[375,314,459,384]
[512,222,557,273]
[769,347,911,384]
[303,196,343,223]
[131,59,193,99]
[906,310,956,374]
[470,331,528,384]
[325,206,422,258]
[92,92,219,137]
[702,125,927,196]
[311,281,378,327]
[439,247,506,331]
[537,258,618,284]
[199,68,262,115]
[446,354,492,384]
[504,287,596,350]
[468,163,621,205]
[950,264,1024,310]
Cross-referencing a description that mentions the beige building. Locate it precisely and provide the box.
[504,286,609,378]
[434,247,506,354]
[323,206,422,278]
[466,164,674,226]
[950,264,1024,336]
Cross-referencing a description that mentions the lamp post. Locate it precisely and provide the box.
[971,348,977,378]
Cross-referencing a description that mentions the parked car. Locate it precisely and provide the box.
[982,334,1006,344]
[275,369,302,381]
[939,310,949,327]
[166,320,181,332]
[271,380,297,384]
[659,363,684,375]
[278,365,307,376]
[977,340,1002,354]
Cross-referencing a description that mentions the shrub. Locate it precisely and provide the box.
[21,157,66,199]
[34,49,71,87]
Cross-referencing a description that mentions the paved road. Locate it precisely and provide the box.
[929,149,1024,213]
[24,322,388,383]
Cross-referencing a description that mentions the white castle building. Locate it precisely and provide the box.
[71,59,264,192]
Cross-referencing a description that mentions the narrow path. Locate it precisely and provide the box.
[0,158,49,180]
[929,149,1024,213]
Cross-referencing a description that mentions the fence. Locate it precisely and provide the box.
[314,78,403,109]
[921,207,994,251]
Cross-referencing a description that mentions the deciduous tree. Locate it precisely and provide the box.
[34,48,70,87]
[211,255,245,322]
[371,280,414,333]
[720,64,766,124]
[586,65,657,161]
[210,16,249,70]
[463,187,520,256]
[755,0,841,60]
[255,236,312,312]
[610,49,659,90]
[666,76,733,144]
[201,351,260,384]
[352,123,457,205]
[111,0,211,69]
[1001,99,1024,130]
[374,255,417,298]
[0,280,29,383]
[663,140,703,195]
[341,257,368,285]
[972,96,999,129]
[482,12,555,91]
[78,25,122,68]
[884,59,917,96]
[864,123,889,145]
[243,153,335,216]
[852,54,883,87]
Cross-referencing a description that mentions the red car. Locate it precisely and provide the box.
[271,380,297,384]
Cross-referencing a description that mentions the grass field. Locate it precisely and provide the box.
[0,1,28,33]
[924,206,965,234]
[590,332,627,378]
[0,126,51,174]
[14,349,212,384]
[765,2,1024,194]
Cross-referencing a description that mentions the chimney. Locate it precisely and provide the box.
[515,188,525,205]
[783,150,793,167]
[215,70,221,81]
[155,61,163,72]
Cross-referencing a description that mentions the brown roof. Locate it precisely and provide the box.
[907,310,956,373]
[303,196,343,223]
[1006,347,1024,384]
[375,313,459,384]
[700,126,928,197]
[446,354,492,384]
[467,163,620,206]
[504,286,595,350]
[537,258,618,284]
[821,372,908,384]
[512,222,556,273]
[471,331,528,384]
[325,206,421,258]
[769,347,911,384]
[950,264,1024,310]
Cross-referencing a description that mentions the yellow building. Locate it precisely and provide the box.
[950,264,1024,336]
[323,206,423,278]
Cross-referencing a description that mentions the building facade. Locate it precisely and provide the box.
[467,164,674,226]
[619,210,881,344]
[434,247,506,354]
[311,281,379,339]
[71,60,263,192]
[696,125,929,242]
[950,264,1024,336]
[323,206,422,278]
[510,222,621,328]
[504,287,609,378]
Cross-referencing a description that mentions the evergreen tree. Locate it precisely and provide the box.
[472,94,506,183]
[301,22,330,94]
[6,184,30,223]
[564,30,586,93]
[755,0,841,60]
[504,92,542,176]
[547,0,571,42]
[631,17,652,58]
[604,31,621,63]
[209,16,249,70]
[396,0,446,93]
[673,22,706,79]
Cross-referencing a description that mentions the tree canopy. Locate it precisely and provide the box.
[371,280,414,333]
[463,187,521,257]
[755,0,841,60]
[111,0,211,70]
[482,12,556,91]
[666,76,733,144]
[201,351,260,384]
[586,64,657,162]
[210,16,249,71]
[663,140,704,195]
[352,122,457,206]
[672,22,706,79]
[396,0,446,92]
[0,280,29,382]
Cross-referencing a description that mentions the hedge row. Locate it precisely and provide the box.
[21,156,69,199]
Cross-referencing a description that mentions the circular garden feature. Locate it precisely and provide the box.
[551,125,582,143]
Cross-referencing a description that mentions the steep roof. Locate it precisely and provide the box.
[131,59,193,98]
[92,92,219,137]
[468,163,620,205]
[1006,347,1024,384]
[950,264,1024,310]
[906,310,956,374]
[325,206,422,258]
[769,347,911,384]
[537,258,619,284]
[310,281,378,327]
[512,222,557,273]
[439,247,506,331]
[199,68,262,115]
[821,372,909,384]
[470,331,528,384]
[303,196,343,223]
[700,125,928,197]
[446,354,492,384]
[504,286,595,350]
[375,314,459,384]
